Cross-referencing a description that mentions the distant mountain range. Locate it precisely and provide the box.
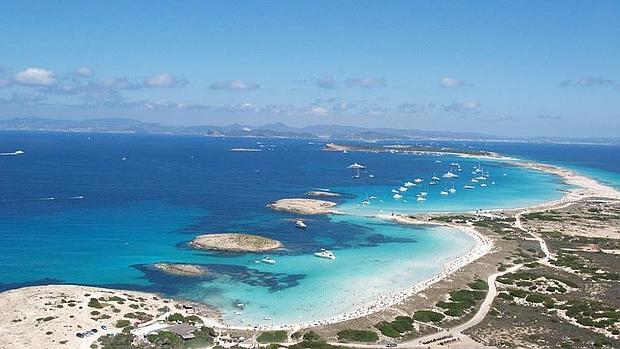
[0,117,617,144]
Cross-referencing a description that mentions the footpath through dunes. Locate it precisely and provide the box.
[268,198,338,215]
[189,233,283,252]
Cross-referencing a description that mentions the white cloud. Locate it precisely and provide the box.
[307,106,329,116]
[210,80,259,91]
[144,73,187,88]
[560,77,614,87]
[537,114,563,120]
[14,67,55,86]
[75,66,92,77]
[439,77,465,88]
[314,76,338,89]
[344,77,387,88]
[442,100,480,113]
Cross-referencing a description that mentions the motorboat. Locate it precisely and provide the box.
[464,185,475,189]
[414,178,424,183]
[442,171,459,178]
[295,220,307,229]
[404,181,415,187]
[393,193,403,199]
[398,186,408,192]
[261,257,276,265]
[314,249,336,260]
[440,190,449,195]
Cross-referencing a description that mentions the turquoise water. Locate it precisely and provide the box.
[0,133,578,326]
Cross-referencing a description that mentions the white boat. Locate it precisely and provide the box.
[419,191,428,196]
[391,189,400,194]
[295,220,307,229]
[475,175,487,180]
[471,178,479,183]
[404,181,415,187]
[431,176,441,181]
[261,257,276,265]
[414,178,423,183]
[442,171,459,178]
[348,163,366,178]
[435,160,442,163]
[314,249,336,260]
[368,174,374,178]
[362,200,370,205]
[448,186,457,194]
[416,196,427,201]
[464,185,475,189]
[440,190,449,195]
[393,193,403,199]
[429,181,438,185]
[450,162,460,166]
[480,183,488,187]
[398,186,408,192]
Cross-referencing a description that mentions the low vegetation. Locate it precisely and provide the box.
[336,329,379,343]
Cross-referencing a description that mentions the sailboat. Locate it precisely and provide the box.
[448,185,457,194]
[348,163,366,178]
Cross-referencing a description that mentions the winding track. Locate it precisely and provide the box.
[322,209,554,348]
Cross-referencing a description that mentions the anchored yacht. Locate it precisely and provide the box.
[314,249,336,260]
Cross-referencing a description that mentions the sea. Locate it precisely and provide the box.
[0,132,618,326]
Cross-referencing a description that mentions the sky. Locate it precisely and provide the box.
[0,1,618,137]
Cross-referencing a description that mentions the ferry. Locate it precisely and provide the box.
[314,249,336,260]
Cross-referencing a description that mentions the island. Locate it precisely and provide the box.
[153,263,208,277]
[268,198,337,215]
[189,233,283,252]
[305,190,341,197]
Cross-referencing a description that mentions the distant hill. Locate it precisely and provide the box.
[0,117,617,144]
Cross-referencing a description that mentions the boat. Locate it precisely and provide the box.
[475,175,487,180]
[480,183,488,187]
[398,186,408,192]
[429,181,438,185]
[362,200,370,205]
[464,185,475,189]
[261,257,276,265]
[418,191,428,196]
[348,163,366,178]
[448,185,457,194]
[368,174,374,178]
[393,193,403,199]
[391,189,400,194]
[295,220,307,229]
[314,249,336,260]
[440,190,449,195]
[471,178,479,183]
[416,196,427,201]
[404,181,415,187]
[414,178,424,183]
[442,171,459,178]
[431,175,441,181]
[450,162,460,166]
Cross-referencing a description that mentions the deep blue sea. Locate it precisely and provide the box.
[0,132,617,326]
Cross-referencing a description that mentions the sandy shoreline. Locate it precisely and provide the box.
[3,153,620,337]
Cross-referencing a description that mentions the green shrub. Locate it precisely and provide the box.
[115,319,131,328]
[302,331,320,341]
[468,279,488,290]
[336,329,379,342]
[413,310,444,323]
[256,331,288,343]
[373,321,400,338]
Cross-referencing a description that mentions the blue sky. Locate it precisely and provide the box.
[0,1,618,137]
